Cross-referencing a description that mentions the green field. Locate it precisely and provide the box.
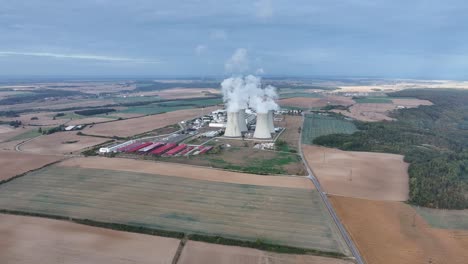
[117,98,222,115]
[353,96,392,103]
[0,166,348,255]
[301,113,357,145]
[279,92,323,99]
[6,129,41,142]
[112,95,161,104]
[414,206,468,230]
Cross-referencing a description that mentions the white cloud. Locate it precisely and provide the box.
[210,29,228,40]
[225,48,249,74]
[255,0,274,19]
[195,45,207,56]
[0,51,159,63]
[255,68,265,75]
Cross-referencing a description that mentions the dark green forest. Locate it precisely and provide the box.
[313,89,468,209]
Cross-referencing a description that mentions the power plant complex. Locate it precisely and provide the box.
[221,75,280,140]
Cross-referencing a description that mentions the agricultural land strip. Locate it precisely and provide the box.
[83,106,219,137]
[59,157,314,189]
[303,145,409,201]
[0,151,63,181]
[414,207,468,230]
[301,113,357,145]
[178,241,353,264]
[0,214,180,264]
[330,196,468,264]
[0,165,349,255]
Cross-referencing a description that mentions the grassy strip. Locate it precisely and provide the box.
[188,234,346,258]
[0,209,345,259]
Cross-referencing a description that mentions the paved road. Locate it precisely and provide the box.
[298,113,365,264]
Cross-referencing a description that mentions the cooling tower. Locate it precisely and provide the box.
[253,113,272,139]
[267,110,275,133]
[224,111,242,137]
[238,109,248,132]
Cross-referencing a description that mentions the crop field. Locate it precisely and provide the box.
[178,241,353,264]
[0,151,63,181]
[330,196,468,264]
[5,129,41,142]
[353,96,392,103]
[414,207,468,230]
[0,214,180,264]
[83,106,219,137]
[0,166,349,255]
[116,98,222,115]
[279,92,323,99]
[301,114,357,145]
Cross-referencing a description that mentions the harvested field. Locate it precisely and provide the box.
[0,151,63,181]
[1,111,70,126]
[279,96,354,109]
[0,165,348,255]
[414,207,468,230]
[332,103,395,122]
[156,88,220,99]
[66,117,116,126]
[0,213,179,264]
[0,98,115,112]
[20,132,109,155]
[330,196,468,264]
[303,145,409,201]
[178,241,353,264]
[301,113,357,145]
[332,98,433,122]
[59,157,314,189]
[84,106,219,137]
[392,98,433,107]
[0,125,14,134]
[0,126,35,142]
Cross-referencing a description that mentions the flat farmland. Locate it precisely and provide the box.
[0,165,349,255]
[59,157,313,189]
[0,151,63,181]
[84,106,219,137]
[20,132,109,155]
[303,145,409,201]
[279,96,354,109]
[332,98,433,122]
[0,214,180,264]
[414,207,468,230]
[329,196,468,264]
[178,241,353,264]
[301,113,357,145]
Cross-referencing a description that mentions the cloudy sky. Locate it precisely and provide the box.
[1,0,467,79]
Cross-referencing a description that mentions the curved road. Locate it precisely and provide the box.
[298,113,365,264]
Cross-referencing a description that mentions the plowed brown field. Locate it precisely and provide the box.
[303,145,408,201]
[329,196,468,264]
[0,214,180,264]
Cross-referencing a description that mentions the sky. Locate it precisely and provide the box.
[1,0,468,79]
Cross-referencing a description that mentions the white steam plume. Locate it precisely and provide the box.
[222,49,278,114]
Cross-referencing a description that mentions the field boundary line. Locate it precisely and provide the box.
[0,209,347,259]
